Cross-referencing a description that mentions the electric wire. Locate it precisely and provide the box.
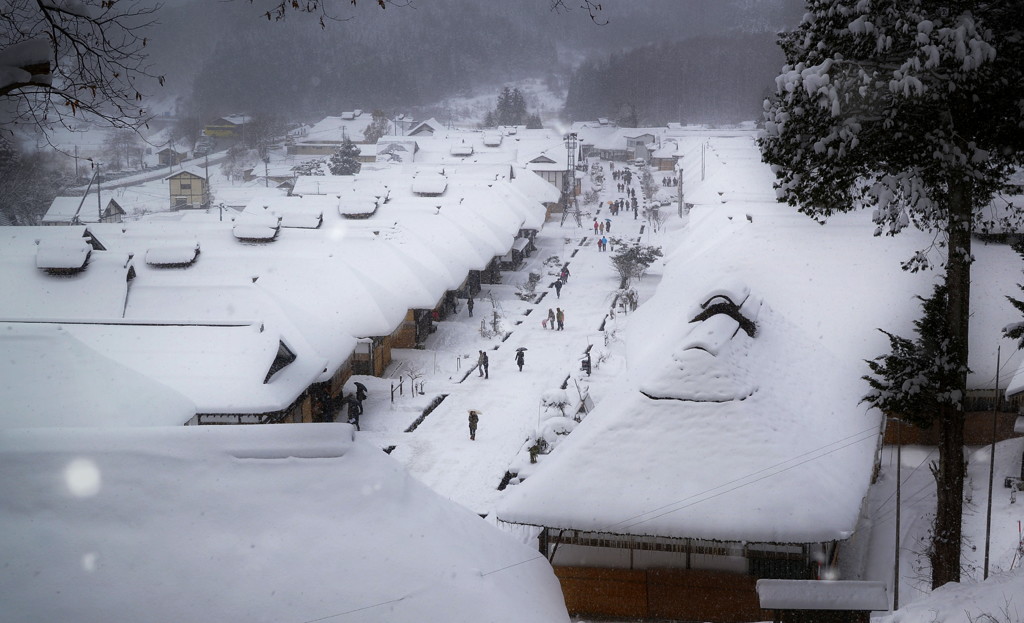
[610,425,882,530]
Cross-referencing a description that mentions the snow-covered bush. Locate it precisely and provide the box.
[514,272,541,301]
[540,388,571,418]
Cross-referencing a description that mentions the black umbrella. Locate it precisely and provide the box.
[516,347,528,352]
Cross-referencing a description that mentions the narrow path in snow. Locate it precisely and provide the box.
[356,161,664,515]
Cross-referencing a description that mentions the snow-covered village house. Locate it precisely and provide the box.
[285,112,372,156]
[651,139,682,171]
[406,117,444,137]
[202,113,250,138]
[497,280,883,622]
[591,128,659,162]
[42,195,125,225]
[497,132,1023,622]
[165,167,209,210]
[155,146,188,167]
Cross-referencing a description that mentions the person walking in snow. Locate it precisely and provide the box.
[553,279,562,298]
[598,221,605,235]
[604,219,611,233]
[547,308,556,330]
[347,398,360,431]
[477,350,489,379]
[555,307,565,331]
[354,382,368,415]
[593,219,599,235]
[514,349,525,371]
[467,296,474,317]
[560,266,570,282]
[601,236,608,252]
[468,410,479,440]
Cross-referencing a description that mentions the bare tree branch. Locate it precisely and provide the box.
[549,0,606,24]
[1,0,164,144]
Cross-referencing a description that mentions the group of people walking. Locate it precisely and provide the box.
[543,307,565,331]
[592,218,612,235]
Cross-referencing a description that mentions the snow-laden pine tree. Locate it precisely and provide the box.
[759,1,1024,589]
[362,110,391,145]
[329,138,361,176]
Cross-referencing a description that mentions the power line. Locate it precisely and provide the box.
[611,425,882,530]
[618,428,882,531]
[868,446,937,523]
[293,555,546,623]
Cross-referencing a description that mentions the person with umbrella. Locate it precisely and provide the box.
[604,217,612,233]
[514,347,526,371]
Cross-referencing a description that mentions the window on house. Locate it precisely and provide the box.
[264,340,297,383]
[180,182,192,189]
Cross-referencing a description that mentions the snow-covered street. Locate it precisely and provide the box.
[352,156,665,516]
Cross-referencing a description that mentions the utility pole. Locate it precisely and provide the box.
[204,153,210,208]
[559,133,582,227]
[95,161,102,222]
[676,159,684,218]
[701,141,706,181]
[984,345,1001,579]
[893,421,901,611]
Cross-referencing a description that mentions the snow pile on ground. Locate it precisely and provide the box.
[882,569,1024,623]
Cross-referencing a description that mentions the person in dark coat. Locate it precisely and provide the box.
[553,279,562,298]
[354,382,368,414]
[514,349,525,371]
[468,410,479,440]
[546,308,556,330]
[466,297,474,317]
[347,398,360,431]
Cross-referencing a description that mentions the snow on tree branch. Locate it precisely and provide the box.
[1,0,163,142]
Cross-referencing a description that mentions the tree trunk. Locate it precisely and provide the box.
[930,179,972,589]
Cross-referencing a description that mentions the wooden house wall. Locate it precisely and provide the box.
[287,143,338,156]
[373,335,393,376]
[169,173,207,209]
[393,310,419,349]
[653,157,676,171]
[884,410,1021,445]
[479,258,501,285]
[555,566,769,623]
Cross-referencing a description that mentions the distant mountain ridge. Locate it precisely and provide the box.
[142,0,801,123]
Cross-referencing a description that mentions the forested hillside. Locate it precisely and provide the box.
[563,34,784,125]
[145,0,800,123]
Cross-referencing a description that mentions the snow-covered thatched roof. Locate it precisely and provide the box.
[497,133,1024,546]
[0,424,571,623]
[41,195,123,224]
[0,322,196,429]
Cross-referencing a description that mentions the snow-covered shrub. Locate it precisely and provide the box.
[514,272,541,301]
[540,388,571,418]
